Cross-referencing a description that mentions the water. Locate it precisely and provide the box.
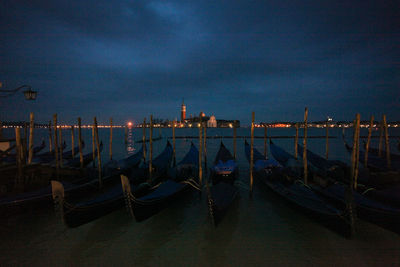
[1,127,400,266]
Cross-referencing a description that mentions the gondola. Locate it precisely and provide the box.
[51,142,172,228]
[207,142,239,226]
[65,142,103,168]
[1,140,46,163]
[30,141,67,164]
[297,144,400,234]
[343,135,400,172]
[268,140,354,238]
[121,142,200,222]
[0,143,102,210]
[362,141,400,162]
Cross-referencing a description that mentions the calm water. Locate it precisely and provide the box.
[1,127,400,266]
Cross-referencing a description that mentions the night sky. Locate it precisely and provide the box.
[1,1,399,125]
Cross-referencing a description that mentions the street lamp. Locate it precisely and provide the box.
[0,83,38,100]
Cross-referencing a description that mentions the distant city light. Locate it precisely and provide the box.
[127,122,133,127]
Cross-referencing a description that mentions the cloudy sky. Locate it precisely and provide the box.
[1,0,399,125]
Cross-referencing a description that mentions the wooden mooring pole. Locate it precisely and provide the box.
[124,126,128,145]
[294,123,299,159]
[250,112,255,195]
[48,121,53,152]
[94,117,102,188]
[142,118,146,163]
[325,121,329,159]
[199,118,203,188]
[23,123,28,164]
[264,125,267,158]
[303,108,308,185]
[233,123,237,159]
[364,115,374,167]
[15,127,23,191]
[351,114,360,189]
[92,124,95,167]
[71,125,75,158]
[203,123,207,168]
[28,112,34,164]
[172,120,176,166]
[53,114,59,175]
[378,117,384,157]
[59,127,63,167]
[78,117,84,169]
[109,117,113,161]
[149,115,153,180]
[383,115,391,169]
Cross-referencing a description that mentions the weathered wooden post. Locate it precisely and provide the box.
[364,115,374,167]
[109,117,113,161]
[71,125,75,158]
[303,108,308,185]
[250,112,255,195]
[59,127,63,167]
[23,123,28,163]
[48,121,53,152]
[28,112,34,164]
[172,120,176,166]
[351,114,360,189]
[142,118,146,163]
[383,114,391,169]
[264,125,267,158]
[78,117,84,169]
[15,127,23,191]
[53,114,59,173]
[92,124,95,167]
[233,123,237,159]
[294,123,299,159]
[94,117,102,188]
[325,120,329,159]
[199,117,203,188]
[149,115,153,180]
[378,117,384,157]
[203,123,207,167]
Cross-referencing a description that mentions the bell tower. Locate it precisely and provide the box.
[180,98,186,122]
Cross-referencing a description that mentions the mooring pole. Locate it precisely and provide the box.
[53,114,59,175]
[59,127,63,167]
[149,115,153,180]
[233,123,237,159]
[124,126,128,145]
[250,112,255,195]
[383,114,391,169]
[28,112,34,164]
[351,114,360,189]
[78,118,84,169]
[172,120,176,166]
[294,123,299,159]
[109,117,113,161]
[71,125,75,158]
[199,117,203,188]
[48,121,53,152]
[303,107,308,185]
[15,127,23,191]
[264,125,267,158]
[23,123,28,164]
[142,118,146,163]
[203,123,207,168]
[378,117,384,157]
[325,121,329,159]
[364,115,374,167]
[92,124,95,167]
[94,117,102,188]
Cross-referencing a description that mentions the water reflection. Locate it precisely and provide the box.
[126,127,135,154]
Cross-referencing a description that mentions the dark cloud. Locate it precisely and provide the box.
[1,0,399,125]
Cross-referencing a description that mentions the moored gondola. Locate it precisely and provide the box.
[51,142,172,227]
[297,144,400,234]
[207,142,239,226]
[268,140,354,238]
[122,142,200,222]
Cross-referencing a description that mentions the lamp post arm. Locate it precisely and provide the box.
[0,85,32,98]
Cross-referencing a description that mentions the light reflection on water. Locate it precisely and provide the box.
[0,127,400,266]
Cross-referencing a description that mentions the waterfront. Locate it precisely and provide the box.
[1,127,400,266]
